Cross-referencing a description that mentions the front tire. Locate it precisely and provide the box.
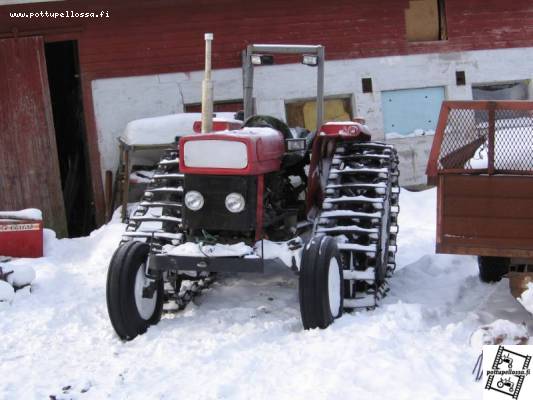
[106,241,164,340]
[299,236,343,329]
[477,256,510,283]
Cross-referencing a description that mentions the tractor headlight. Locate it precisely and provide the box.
[184,191,204,211]
[225,193,245,213]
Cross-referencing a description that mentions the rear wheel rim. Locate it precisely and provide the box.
[328,258,341,317]
[134,264,157,320]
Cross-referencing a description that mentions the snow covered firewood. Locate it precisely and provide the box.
[470,319,529,346]
[6,265,36,289]
[0,280,15,303]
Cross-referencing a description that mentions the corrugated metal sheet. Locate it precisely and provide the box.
[0,36,67,237]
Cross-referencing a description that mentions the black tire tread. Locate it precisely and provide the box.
[478,256,510,283]
[106,241,163,340]
[299,236,343,330]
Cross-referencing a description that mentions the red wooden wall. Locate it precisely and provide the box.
[0,37,67,236]
[1,0,532,79]
[0,0,532,225]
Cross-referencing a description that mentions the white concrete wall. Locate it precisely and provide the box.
[92,46,533,186]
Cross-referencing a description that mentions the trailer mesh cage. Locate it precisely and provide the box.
[427,101,533,184]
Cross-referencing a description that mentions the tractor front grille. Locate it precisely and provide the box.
[182,175,257,232]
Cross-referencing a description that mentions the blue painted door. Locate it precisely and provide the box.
[382,87,445,136]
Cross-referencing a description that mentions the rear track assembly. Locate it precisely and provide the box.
[317,141,399,309]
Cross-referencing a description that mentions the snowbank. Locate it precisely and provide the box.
[0,208,42,221]
[0,280,14,303]
[5,265,36,288]
[470,319,529,346]
[518,282,533,314]
[121,112,239,145]
[0,188,531,399]
[395,188,437,267]
[0,263,36,304]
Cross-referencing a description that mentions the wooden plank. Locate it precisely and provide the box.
[444,197,533,219]
[81,75,105,226]
[426,102,449,183]
[405,0,439,42]
[437,243,533,259]
[0,36,67,237]
[439,136,485,170]
[441,236,533,250]
[437,173,533,257]
[443,216,533,240]
[442,175,533,198]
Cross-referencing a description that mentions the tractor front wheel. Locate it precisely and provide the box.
[106,241,164,340]
[299,236,343,329]
[477,256,510,283]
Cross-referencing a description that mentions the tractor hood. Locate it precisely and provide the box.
[179,127,285,175]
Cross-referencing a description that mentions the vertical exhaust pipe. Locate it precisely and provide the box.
[201,33,214,133]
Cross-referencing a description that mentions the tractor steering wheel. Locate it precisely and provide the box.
[243,115,293,140]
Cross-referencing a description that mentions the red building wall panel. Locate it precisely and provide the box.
[1,0,531,80]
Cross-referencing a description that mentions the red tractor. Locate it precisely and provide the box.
[106,44,400,340]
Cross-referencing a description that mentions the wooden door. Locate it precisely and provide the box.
[0,36,67,237]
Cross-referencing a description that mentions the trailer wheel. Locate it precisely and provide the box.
[477,256,510,283]
[106,241,164,340]
[299,236,344,330]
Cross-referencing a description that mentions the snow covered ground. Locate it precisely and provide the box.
[1,189,531,399]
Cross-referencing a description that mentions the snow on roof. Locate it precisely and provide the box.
[519,283,533,314]
[0,208,42,221]
[121,112,240,146]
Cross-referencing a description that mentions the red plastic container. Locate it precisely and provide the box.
[0,219,44,258]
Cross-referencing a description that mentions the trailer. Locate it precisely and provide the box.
[426,100,533,301]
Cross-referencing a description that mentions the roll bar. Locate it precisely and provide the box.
[242,44,325,130]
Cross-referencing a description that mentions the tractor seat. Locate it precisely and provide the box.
[243,115,293,140]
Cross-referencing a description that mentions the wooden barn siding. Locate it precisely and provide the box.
[1,0,532,225]
[0,37,68,235]
[1,0,532,78]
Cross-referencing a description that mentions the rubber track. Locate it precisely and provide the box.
[317,141,400,309]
